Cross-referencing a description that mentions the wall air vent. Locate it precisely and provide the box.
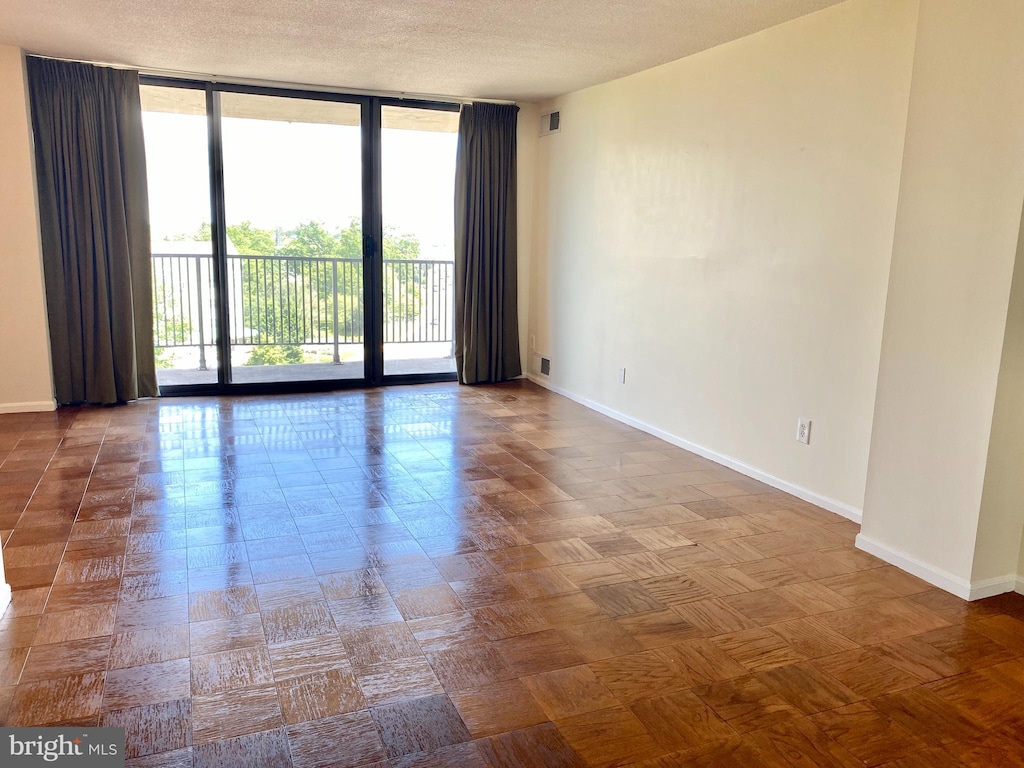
[540,111,560,137]
[540,357,551,376]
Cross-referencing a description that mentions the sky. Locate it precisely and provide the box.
[142,108,458,261]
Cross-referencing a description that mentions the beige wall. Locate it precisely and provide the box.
[527,0,918,515]
[860,0,1024,588]
[1020,513,1024,586]
[516,103,539,376]
[0,46,54,413]
[974,208,1024,585]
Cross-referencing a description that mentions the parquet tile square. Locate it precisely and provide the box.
[588,650,690,704]
[615,609,703,649]
[342,622,423,671]
[192,728,289,768]
[1,382,1022,766]
[554,705,664,768]
[191,685,284,744]
[557,619,644,662]
[755,660,862,714]
[286,711,386,768]
[33,603,117,644]
[817,598,949,645]
[354,655,445,706]
[407,610,490,652]
[530,591,608,626]
[370,693,472,758]
[629,689,735,752]
[630,735,760,768]
[652,638,748,686]
[477,722,586,768]
[262,600,336,645]
[522,664,618,720]
[873,686,985,746]
[103,658,192,711]
[392,741,487,768]
[693,674,802,733]
[926,670,1024,730]
[426,641,517,692]
[276,667,364,723]
[742,718,863,767]
[769,616,859,659]
[672,597,758,635]
[584,582,665,617]
[5,672,105,725]
[471,600,549,640]
[813,647,922,699]
[448,679,548,738]
[110,625,190,669]
[809,701,929,766]
[494,629,585,676]
[266,634,350,682]
[712,627,806,672]
[100,698,192,759]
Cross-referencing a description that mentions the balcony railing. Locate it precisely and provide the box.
[151,253,454,368]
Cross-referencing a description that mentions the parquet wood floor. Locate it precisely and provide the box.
[1,381,1023,766]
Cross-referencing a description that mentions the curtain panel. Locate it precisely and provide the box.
[27,57,157,405]
[453,102,522,384]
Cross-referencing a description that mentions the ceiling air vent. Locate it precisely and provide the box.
[540,111,560,137]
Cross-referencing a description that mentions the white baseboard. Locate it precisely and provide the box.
[0,399,56,414]
[525,374,862,524]
[855,533,1023,601]
[0,582,11,617]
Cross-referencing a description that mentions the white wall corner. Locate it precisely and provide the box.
[968,574,1022,601]
[855,533,972,598]
[526,374,863,524]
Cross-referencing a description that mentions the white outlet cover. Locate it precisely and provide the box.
[796,418,811,444]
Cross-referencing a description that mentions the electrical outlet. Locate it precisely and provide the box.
[530,335,536,351]
[796,418,811,445]
[618,367,626,384]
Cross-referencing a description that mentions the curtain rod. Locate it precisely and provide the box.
[24,52,517,106]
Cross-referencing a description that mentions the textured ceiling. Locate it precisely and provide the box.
[0,1,844,102]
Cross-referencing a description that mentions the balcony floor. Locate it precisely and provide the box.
[157,357,456,386]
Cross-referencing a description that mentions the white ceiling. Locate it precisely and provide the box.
[0,1,844,102]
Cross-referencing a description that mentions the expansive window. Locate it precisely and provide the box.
[142,85,218,385]
[140,81,459,391]
[381,106,459,376]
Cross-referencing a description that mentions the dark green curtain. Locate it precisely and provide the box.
[454,102,521,384]
[27,57,157,405]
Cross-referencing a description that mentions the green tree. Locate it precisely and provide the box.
[181,219,428,363]
[227,222,276,256]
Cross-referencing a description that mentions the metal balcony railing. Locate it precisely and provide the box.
[151,253,454,368]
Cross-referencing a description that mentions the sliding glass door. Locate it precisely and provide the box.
[219,92,365,384]
[140,81,459,392]
[141,85,219,386]
[380,105,459,377]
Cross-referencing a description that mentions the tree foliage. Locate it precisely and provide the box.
[186,219,427,364]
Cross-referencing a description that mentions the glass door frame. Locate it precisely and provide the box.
[142,76,460,395]
[376,97,461,385]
